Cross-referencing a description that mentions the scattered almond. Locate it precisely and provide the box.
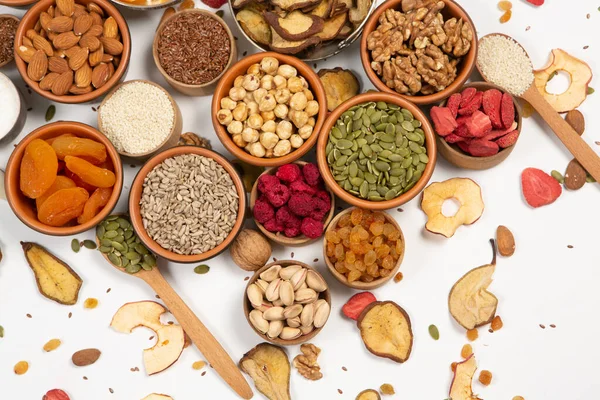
[564,158,587,190]
[496,225,515,257]
[43,338,62,352]
[72,348,101,366]
[565,110,585,136]
[380,383,395,395]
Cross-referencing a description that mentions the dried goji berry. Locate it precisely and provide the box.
[20,139,58,199]
[51,136,107,164]
[64,156,116,188]
[36,176,76,209]
[37,187,89,227]
[77,187,112,224]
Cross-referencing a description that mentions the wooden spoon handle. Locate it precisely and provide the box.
[522,86,600,182]
[141,269,253,399]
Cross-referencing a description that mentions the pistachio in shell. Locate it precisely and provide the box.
[230,229,272,271]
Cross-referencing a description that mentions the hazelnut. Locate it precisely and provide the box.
[229,229,272,271]
[290,134,304,148]
[229,87,247,101]
[216,109,233,126]
[227,120,243,135]
[233,75,244,88]
[273,140,292,157]
[262,120,277,133]
[247,142,266,157]
[259,94,277,112]
[247,63,261,76]
[274,103,289,119]
[253,88,268,104]
[232,103,248,121]
[247,101,259,116]
[276,120,293,140]
[232,134,247,148]
[261,111,276,121]
[289,110,309,128]
[275,88,291,104]
[243,74,260,91]
[260,57,279,75]
[220,97,237,110]
[273,75,287,89]
[242,127,259,143]
[303,88,314,101]
[260,131,279,150]
[261,75,275,90]
[287,76,304,93]
[305,100,319,116]
[298,125,313,139]
[277,64,297,79]
[289,92,308,111]
[247,114,263,129]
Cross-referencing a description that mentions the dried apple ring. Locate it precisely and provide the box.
[421,178,484,238]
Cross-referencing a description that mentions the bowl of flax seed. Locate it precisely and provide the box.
[152,9,237,96]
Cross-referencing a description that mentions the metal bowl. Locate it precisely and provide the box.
[228,0,377,61]
[108,0,182,10]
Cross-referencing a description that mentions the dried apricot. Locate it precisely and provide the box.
[51,136,107,164]
[479,370,493,386]
[65,167,97,192]
[20,139,58,199]
[64,156,116,188]
[45,133,75,146]
[77,187,112,224]
[36,176,76,209]
[37,187,89,226]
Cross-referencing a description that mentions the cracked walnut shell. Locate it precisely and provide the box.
[293,343,323,380]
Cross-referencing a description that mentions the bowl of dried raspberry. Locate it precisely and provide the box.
[250,162,335,246]
[430,82,522,170]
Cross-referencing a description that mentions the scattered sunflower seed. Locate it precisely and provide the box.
[45,105,56,121]
[71,239,81,253]
[428,324,440,340]
[194,264,210,274]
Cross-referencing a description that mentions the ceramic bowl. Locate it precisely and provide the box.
[128,146,246,264]
[4,121,123,236]
[249,161,336,246]
[323,207,404,290]
[360,0,478,105]
[243,260,332,345]
[212,51,327,167]
[153,9,237,96]
[97,79,183,160]
[0,14,19,68]
[435,82,522,170]
[0,0,36,7]
[14,0,131,104]
[108,0,182,10]
[316,92,437,210]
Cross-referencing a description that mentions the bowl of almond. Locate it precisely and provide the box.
[14,0,131,104]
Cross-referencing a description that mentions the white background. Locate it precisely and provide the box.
[1,0,599,399]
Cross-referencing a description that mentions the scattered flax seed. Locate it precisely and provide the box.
[26,314,32,318]
[273,257,277,262]
[491,316,503,331]
[338,389,343,394]
[68,312,72,318]
[83,376,88,380]
[149,336,155,341]
[130,367,139,372]
[596,141,600,146]
[313,258,318,262]
[467,328,478,341]
[130,164,135,168]
[84,298,99,309]
[394,272,404,283]
[106,288,111,293]
[479,370,493,386]
[525,26,531,31]
[396,208,404,212]
[584,45,589,50]
[109,388,114,393]
[290,252,294,258]
[488,328,494,333]
[192,361,206,370]
[244,276,250,281]
[342,366,347,371]
[550,324,556,328]
[167,321,174,325]
[539,324,546,329]
[461,344,473,358]
[587,13,590,19]
[567,245,574,248]
[243,51,247,56]
[201,371,207,376]
[91,107,97,112]
[156,295,160,299]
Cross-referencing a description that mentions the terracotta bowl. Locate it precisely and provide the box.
[316,92,437,210]
[153,9,237,96]
[98,79,183,160]
[249,161,336,246]
[0,0,36,7]
[243,260,332,346]
[4,121,123,236]
[436,82,523,170]
[0,14,19,68]
[14,0,131,104]
[323,207,404,290]
[128,146,247,264]
[212,51,327,167]
[360,0,478,105]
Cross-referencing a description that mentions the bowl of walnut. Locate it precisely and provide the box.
[360,0,477,105]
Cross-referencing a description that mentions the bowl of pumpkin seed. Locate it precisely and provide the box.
[316,92,437,210]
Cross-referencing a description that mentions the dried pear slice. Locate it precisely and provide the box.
[232,0,258,9]
[357,301,413,363]
[331,0,351,16]
[21,242,82,305]
[271,0,320,11]
[448,239,498,330]
[349,0,371,24]
[449,354,482,400]
[237,8,272,45]
[269,27,321,54]
[318,67,360,111]
[264,10,324,41]
[240,343,291,400]
[310,0,333,18]
[314,12,347,41]
[336,24,352,39]
[356,389,381,400]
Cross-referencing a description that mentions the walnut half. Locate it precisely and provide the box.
[293,343,323,381]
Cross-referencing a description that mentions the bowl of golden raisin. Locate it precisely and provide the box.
[5,121,123,236]
[323,207,404,289]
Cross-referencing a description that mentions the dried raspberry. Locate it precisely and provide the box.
[312,210,327,222]
[288,193,314,217]
[257,174,280,193]
[264,218,285,233]
[501,93,515,129]
[315,190,330,203]
[495,130,519,148]
[284,226,301,237]
[446,93,462,118]
[458,91,483,116]
[482,89,503,128]
[253,197,275,224]
[300,217,324,239]
[313,195,331,214]
[276,206,294,226]
[302,162,322,186]
[460,87,477,107]
[276,163,302,183]
[289,180,317,195]
[521,168,562,208]
[265,183,290,207]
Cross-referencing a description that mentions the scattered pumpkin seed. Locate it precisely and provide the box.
[428,324,440,340]
[551,170,564,183]
[0,325,4,338]
[71,239,80,253]
[194,264,210,274]
[82,240,97,250]
[588,87,595,95]
[45,105,56,121]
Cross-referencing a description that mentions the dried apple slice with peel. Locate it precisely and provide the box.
[448,240,498,330]
[314,12,347,41]
[269,28,321,54]
[271,0,320,11]
[110,301,166,332]
[237,8,272,46]
[421,178,484,238]
[142,395,173,400]
[449,354,482,400]
[357,301,413,363]
[240,343,291,400]
[534,49,593,113]
[264,11,324,41]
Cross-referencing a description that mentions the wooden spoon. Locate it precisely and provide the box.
[96,215,253,399]
[476,33,600,182]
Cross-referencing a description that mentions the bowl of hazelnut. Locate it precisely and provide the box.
[359,0,478,105]
[211,52,327,167]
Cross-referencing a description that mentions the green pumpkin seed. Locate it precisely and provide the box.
[353,107,364,120]
[96,225,105,240]
[428,324,440,340]
[401,109,413,121]
[108,252,121,267]
[125,251,140,260]
[336,139,353,150]
[135,244,149,255]
[384,189,397,200]
[350,177,364,187]
[112,241,125,252]
[374,161,390,171]
[45,105,56,122]
[125,264,141,274]
[105,222,119,231]
[104,230,118,239]
[419,153,429,163]
[99,246,112,253]
[83,240,97,250]
[144,254,157,267]
[71,239,80,253]
[194,264,210,274]
[401,157,413,168]
[376,101,387,110]
[401,121,415,132]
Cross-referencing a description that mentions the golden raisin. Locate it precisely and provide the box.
[479,370,493,386]
[325,230,340,244]
[20,139,59,199]
[393,272,403,283]
[347,270,361,282]
[467,328,479,341]
[64,156,116,188]
[498,0,512,11]
[14,361,29,375]
[350,208,363,225]
[451,362,457,372]
[37,187,89,227]
[461,344,473,358]
[380,383,395,395]
[179,0,194,9]
[369,221,384,236]
[499,10,512,23]
[192,360,206,370]
[43,338,62,352]
[491,315,503,331]
[84,298,98,309]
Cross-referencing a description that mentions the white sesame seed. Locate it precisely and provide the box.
[477,35,534,96]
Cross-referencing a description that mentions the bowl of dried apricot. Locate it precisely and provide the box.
[4,121,123,235]
[324,207,404,289]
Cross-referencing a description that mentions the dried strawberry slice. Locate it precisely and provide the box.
[521,168,562,208]
[496,130,520,148]
[342,292,377,320]
[525,0,544,6]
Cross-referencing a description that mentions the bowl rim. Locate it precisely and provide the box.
[316,91,437,210]
[359,0,478,105]
[323,207,404,289]
[0,0,37,7]
[243,259,332,346]
[4,121,124,236]
[128,145,247,264]
[97,79,181,158]
[152,9,236,89]
[108,0,182,10]
[211,51,327,167]
[436,81,523,164]
[13,0,132,104]
[249,160,336,246]
[0,14,20,68]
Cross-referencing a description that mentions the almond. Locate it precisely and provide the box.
[39,72,60,90]
[17,46,36,63]
[39,29,48,39]
[63,45,81,58]
[101,53,113,63]
[107,61,114,79]
[99,37,123,56]
[56,0,75,17]
[22,36,33,47]
[75,62,92,87]
[496,225,515,257]
[68,47,89,70]
[91,62,109,88]
[48,56,70,73]
[69,84,92,95]
[112,56,120,67]
[90,11,102,26]
[47,31,58,41]
[54,4,63,17]
[47,5,55,17]
[54,49,67,58]
[87,24,103,37]
[48,16,74,33]
[73,4,88,18]
[565,110,585,136]
[51,70,74,95]
[103,16,118,39]
[73,13,93,36]
[33,35,54,57]
[88,46,103,67]
[53,31,80,50]
[26,29,38,41]
[34,19,42,32]
[79,34,100,51]
[39,12,52,32]
[87,2,104,16]
[27,50,48,82]
[72,348,101,367]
